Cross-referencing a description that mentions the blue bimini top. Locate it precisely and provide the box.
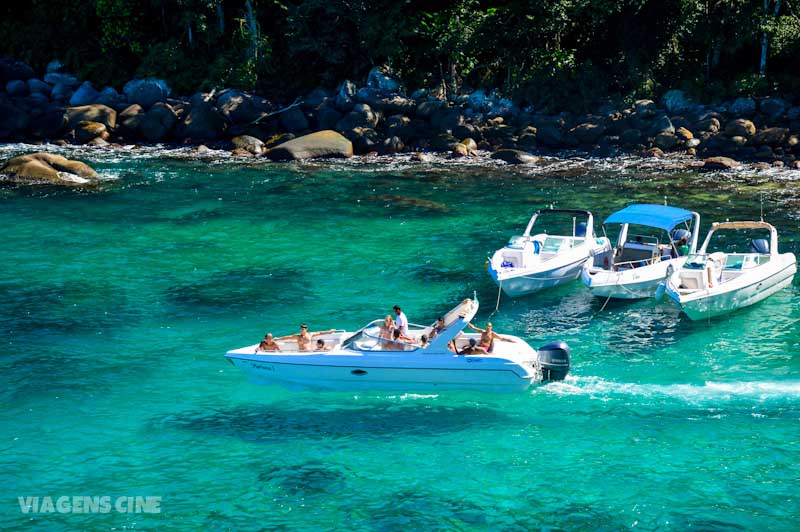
[604,204,694,232]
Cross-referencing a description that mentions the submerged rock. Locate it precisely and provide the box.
[0,152,98,185]
[266,130,353,161]
[490,149,538,164]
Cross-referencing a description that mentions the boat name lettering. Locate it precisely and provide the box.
[251,363,276,372]
[466,358,483,363]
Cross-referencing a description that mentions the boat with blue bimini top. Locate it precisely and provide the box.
[581,203,701,299]
[487,208,611,297]
[225,298,572,393]
[663,221,797,320]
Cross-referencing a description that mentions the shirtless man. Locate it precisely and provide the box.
[277,324,336,351]
[430,317,446,338]
[256,333,281,352]
[466,321,512,352]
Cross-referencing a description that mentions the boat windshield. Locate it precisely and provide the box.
[684,254,707,269]
[340,321,418,352]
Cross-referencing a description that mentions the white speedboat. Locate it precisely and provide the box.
[225,298,572,393]
[581,204,700,299]
[664,221,797,320]
[488,208,610,297]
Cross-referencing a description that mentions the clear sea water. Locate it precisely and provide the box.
[1,145,799,531]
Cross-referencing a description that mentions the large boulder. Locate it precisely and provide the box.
[356,88,416,115]
[50,82,74,104]
[140,102,178,142]
[571,122,606,145]
[6,80,29,97]
[416,100,446,119]
[96,86,124,107]
[694,116,720,133]
[280,106,309,132]
[266,130,353,161]
[69,81,100,106]
[0,59,35,83]
[536,123,566,148]
[67,104,117,130]
[123,78,170,109]
[116,104,145,138]
[315,104,343,130]
[0,152,98,185]
[649,115,675,136]
[43,72,79,87]
[30,105,67,138]
[366,65,401,92]
[335,80,358,111]
[27,78,52,96]
[729,97,756,116]
[217,89,273,124]
[336,103,380,131]
[490,149,538,164]
[75,121,109,144]
[176,92,226,141]
[232,135,265,155]
[751,127,789,146]
[661,89,695,115]
[759,97,787,118]
[0,100,29,136]
[724,118,756,138]
[702,156,740,171]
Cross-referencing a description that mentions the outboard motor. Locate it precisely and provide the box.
[537,341,571,381]
[749,238,769,254]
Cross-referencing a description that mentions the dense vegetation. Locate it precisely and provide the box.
[1,1,799,110]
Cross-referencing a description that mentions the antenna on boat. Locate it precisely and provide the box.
[760,192,764,222]
[664,195,668,206]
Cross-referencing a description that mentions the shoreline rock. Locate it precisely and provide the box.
[0,152,98,185]
[0,58,798,171]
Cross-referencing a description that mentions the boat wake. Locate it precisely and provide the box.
[540,375,800,403]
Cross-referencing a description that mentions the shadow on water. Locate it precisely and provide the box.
[258,460,349,497]
[158,402,515,443]
[361,490,489,532]
[0,279,141,335]
[497,500,630,532]
[165,266,312,314]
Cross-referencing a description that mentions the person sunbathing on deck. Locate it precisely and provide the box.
[256,333,281,352]
[276,324,336,351]
[466,321,512,352]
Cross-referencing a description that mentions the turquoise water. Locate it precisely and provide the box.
[2,147,799,531]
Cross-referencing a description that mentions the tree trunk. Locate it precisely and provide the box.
[244,0,259,60]
[217,2,225,35]
[760,0,783,76]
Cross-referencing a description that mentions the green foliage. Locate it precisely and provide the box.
[0,0,798,106]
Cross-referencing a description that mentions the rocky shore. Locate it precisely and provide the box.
[2,57,800,183]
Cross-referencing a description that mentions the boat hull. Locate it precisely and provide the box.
[582,258,686,299]
[667,259,796,320]
[226,351,538,393]
[489,256,589,297]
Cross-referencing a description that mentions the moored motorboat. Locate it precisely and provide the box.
[488,208,610,297]
[581,204,700,299]
[225,298,572,393]
[664,221,797,320]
